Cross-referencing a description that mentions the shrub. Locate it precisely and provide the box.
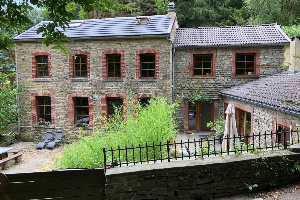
[58,96,178,168]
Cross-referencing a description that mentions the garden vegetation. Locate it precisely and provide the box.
[58,96,178,168]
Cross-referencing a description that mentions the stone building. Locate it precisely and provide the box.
[14,2,296,142]
[14,6,178,141]
[173,24,291,132]
[219,37,300,145]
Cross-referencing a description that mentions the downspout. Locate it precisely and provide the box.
[167,37,175,103]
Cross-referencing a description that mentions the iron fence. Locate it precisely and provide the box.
[103,129,299,170]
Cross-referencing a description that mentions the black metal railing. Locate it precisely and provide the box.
[103,129,299,170]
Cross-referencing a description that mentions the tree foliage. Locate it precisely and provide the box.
[174,0,247,28]
[0,72,18,132]
[155,0,168,15]
[245,0,300,26]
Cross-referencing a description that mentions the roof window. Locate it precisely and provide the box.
[67,21,84,28]
[136,16,150,25]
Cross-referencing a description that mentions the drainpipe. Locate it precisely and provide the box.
[277,99,300,130]
[167,37,175,103]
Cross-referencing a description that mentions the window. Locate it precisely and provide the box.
[107,98,123,118]
[31,93,55,125]
[193,55,213,76]
[36,56,49,77]
[74,55,87,78]
[236,108,252,143]
[102,50,125,79]
[140,54,155,78]
[74,97,89,124]
[235,54,255,76]
[232,50,260,77]
[32,52,51,79]
[136,50,159,79]
[190,51,216,77]
[37,96,51,123]
[138,98,151,107]
[67,94,93,127]
[107,55,121,78]
[69,51,90,79]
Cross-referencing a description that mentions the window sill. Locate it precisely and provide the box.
[103,78,124,82]
[138,79,158,82]
[70,78,89,82]
[34,78,51,82]
[70,126,93,130]
[32,124,55,128]
[189,76,216,79]
[232,76,259,79]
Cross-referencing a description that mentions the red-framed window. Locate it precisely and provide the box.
[32,52,51,78]
[69,51,90,78]
[136,50,159,79]
[232,50,260,77]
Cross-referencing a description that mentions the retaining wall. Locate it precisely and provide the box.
[106,150,300,200]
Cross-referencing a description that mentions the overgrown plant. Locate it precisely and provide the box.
[189,89,211,106]
[58,95,178,168]
[207,116,225,135]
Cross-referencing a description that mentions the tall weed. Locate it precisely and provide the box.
[58,96,178,168]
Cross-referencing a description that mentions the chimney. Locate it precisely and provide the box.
[167,2,176,18]
[289,37,300,74]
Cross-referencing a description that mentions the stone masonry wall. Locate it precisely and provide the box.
[15,38,172,142]
[105,152,300,200]
[221,96,300,147]
[174,45,287,130]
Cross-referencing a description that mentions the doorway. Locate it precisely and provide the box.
[188,101,213,131]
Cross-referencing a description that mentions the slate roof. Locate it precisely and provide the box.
[219,72,300,114]
[174,24,290,47]
[14,15,175,41]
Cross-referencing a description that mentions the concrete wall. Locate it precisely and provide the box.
[15,38,172,141]
[105,151,300,200]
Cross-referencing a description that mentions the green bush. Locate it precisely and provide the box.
[58,96,178,168]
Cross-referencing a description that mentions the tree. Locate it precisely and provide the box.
[174,0,247,28]
[0,0,132,54]
[155,0,168,15]
[0,72,18,132]
[245,0,300,26]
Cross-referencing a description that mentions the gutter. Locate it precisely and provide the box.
[13,34,171,42]
[174,42,290,49]
[219,92,300,116]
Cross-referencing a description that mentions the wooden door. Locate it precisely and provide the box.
[188,101,213,131]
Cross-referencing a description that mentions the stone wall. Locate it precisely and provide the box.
[174,45,287,130]
[15,38,172,142]
[221,96,300,147]
[105,151,300,200]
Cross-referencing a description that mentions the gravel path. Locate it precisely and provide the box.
[0,142,61,174]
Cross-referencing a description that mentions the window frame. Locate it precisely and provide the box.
[31,93,55,125]
[102,50,125,79]
[32,52,51,79]
[190,51,216,77]
[67,94,93,127]
[106,97,123,118]
[36,96,52,123]
[232,49,260,77]
[136,50,159,79]
[101,94,126,120]
[73,55,88,78]
[69,51,90,79]
[140,53,156,78]
[74,97,90,125]
[106,54,122,78]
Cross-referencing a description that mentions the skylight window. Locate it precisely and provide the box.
[68,22,84,28]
